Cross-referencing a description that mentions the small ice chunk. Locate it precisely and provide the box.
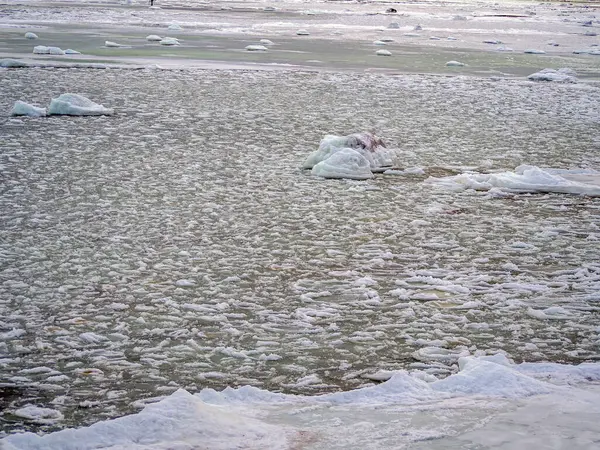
[296,29,310,36]
[33,45,49,54]
[447,36,457,41]
[260,39,274,45]
[11,100,46,117]
[524,49,546,54]
[146,34,162,41]
[388,22,400,29]
[175,279,196,287]
[483,39,502,44]
[0,58,29,68]
[105,41,121,48]
[13,406,63,423]
[25,32,38,39]
[64,49,81,55]
[245,45,268,52]
[48,93,114,116]
[446,60,465,67]
[376,49,392,56]
[373,40,387,45]
[403,33,420,37]
[168,24,183,31]
[160,37,179,46]
[430,36,441,40]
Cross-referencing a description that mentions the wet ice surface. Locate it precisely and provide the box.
[1,65,600,435]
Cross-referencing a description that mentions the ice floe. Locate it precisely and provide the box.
[10,100,47,117]
[48,93,114,116]
[24,32,38,39]
[446,60,465,67]
[527,68,578,82]
[296,29,310,36]
[375,49,392,56]
[33,45,65,55]
[159,37,179,46]
[426,165,600,196]
[146,34,162,41]
[311,148,374,180]
[245,45,268,52]
[104,41,122,48]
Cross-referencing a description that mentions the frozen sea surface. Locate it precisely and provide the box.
[1,66,600,438]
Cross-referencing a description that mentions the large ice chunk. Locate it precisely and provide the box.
[426,165,600,196]
[11,100,47,117]
[48,93,114,116]
[303,132,394,172]
[311,148,374,180]
[527,68,577,83]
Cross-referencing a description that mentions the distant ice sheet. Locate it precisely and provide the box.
[426,165,600,196]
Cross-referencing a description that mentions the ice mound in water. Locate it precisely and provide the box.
[312,148,374,180]
[528,68,577,82]
[1,58,29,68]
[33,45,65,55]
[160,37,179,46]
[426,165,600,196]
[146,34,162,41]
[24,32,38,39]
[2,389,292,450]
[48,93,113,116]
[104,41,121,48]
[11,100,47,117]
[303,132,395,179]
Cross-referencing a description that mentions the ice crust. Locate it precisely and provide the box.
[303,133,395,179]
[426,165,600,196]
[47,93,114,116]
[10,100,47,117]
[4,358,598,449]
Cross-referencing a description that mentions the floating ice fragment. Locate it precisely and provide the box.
[259,39,274,45]
[13,406,63,424]
[312,148,374,180]
[245,45,268,51]
[446,60,465,67]
[373,40,386,45]
[524,49,546,54]
[146,34,162,41]
[413,346,470,364]
[483,39,502,44]
[105,41,121,48]
[296,29,310,36]
[25,32,38,39]
[11,100,46,117]
[32,45,48,54]
[376,49,392,56]
[160,37,179,46]
[48,93,114,116]
[175,279,195,287]
[64,49,81,55]
[168,24,183,31]
[388,22,400,29]
[447,36,457,40]
[527,68,577,83]
[0,58,29,68]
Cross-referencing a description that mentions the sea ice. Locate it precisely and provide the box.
[160,37,179,46]
[13,406,63,424]
[1,58,29,68]
[24,32,38,39]
[10,100,47,117]
[446,60,465,67]
[33,45,65,55]
[527,68,577,82]
[64,49,81,55]
[146,35,162,41]
[104,41,121,48]
[48,93,114,116]
[296,29,310,36]
[376,49,392,56]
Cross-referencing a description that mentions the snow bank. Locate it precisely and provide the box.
[2,390,291,450]
[426,165,600,196]
[527,68,577,83]
[11,100,47,117]
[48,93,114,116]
[303,132,395,179]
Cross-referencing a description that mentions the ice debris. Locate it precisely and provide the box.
[10,100,47,117]
[105,41,121,48]
[527,68,577,83]
[446,60,465,67]
[146,34,162,41]
[48,93,114,116]
[245,45,268,52]
[33,46,65,55]
[24,32,38,39]
[376,49,392,56]
[160,37,179,46]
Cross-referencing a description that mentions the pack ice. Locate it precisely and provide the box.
[303,133,396,180]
